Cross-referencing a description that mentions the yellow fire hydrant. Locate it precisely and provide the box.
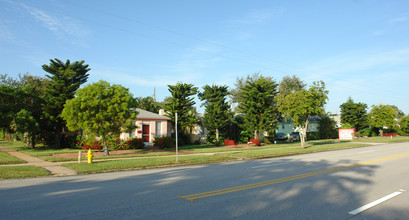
[86,149,93,164]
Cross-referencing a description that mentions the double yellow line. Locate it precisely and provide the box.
[179,152,409,201]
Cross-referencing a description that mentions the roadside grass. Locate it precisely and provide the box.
[0,166,50,179]
[354,136,409,143]
[180,142,301,153]
[41,151,178,162]
[0,151,26,164]
[2,136,408,176]
[64,142,370,174]
[63,155,233,174]
[0,140,80,156]
[226,142,369,159]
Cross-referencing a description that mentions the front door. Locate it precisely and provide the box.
[142,124,150,142]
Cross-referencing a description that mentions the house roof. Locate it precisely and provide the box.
[135,108,170,121]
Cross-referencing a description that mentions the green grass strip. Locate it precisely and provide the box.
[63,155,233,174]
[228,143,369,159]
[0,151,26,164]
[0,166,50,179]
[354,136,409,143]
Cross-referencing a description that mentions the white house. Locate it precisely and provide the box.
[120,108,172,145]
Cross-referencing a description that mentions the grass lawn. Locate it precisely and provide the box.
[0,166,50,179]
[354,136,409,143]
[63,141,370,174]
[63,154,233,174]
[41,151,178,162]
[0,140,80,156]
[180,142,302,153]
[226,142,369,159]
[2,136,408,176]
[0,151,26,165]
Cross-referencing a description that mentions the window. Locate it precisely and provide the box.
[155,121,162,137]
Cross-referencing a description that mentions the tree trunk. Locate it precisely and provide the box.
[103,136,109,156]
[31,135,36,148]
[300,120,309,148]
[215,128,220,146]
[254,130,259,140]
[54,133,61,148]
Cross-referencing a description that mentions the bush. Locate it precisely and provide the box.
[307,132,320,140]
[153,136,175,149]
[206,132,226,146]
[105,135,145,150]
[340,123,354,129]
[126,138,145,149]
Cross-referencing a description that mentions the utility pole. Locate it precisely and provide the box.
[153,87,156,103]
[175,112,178,162]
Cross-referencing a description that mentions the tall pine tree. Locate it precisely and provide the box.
[340,97,369,132]
[42,59,90,147]
[236,74,279,142]
[164,83,198,140]
[199,85,232,146]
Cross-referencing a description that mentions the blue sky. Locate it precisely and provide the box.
[1,0,409,115]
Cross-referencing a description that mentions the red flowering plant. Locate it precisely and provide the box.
[126,138,145,149]
[75,135,85,149]
[153,136,175,149]
[106,135,144,150]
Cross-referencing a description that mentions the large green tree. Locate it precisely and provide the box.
[42,59,90,147]
[136,96,162,113]
[368,104,398,136]
[0,84,18,133]
[0,74,47,145]
[278,81,328,148]
[62,80,137,155]
[318,113,338,139]
[278,75,306,97]
[13,109,41,147]
[236,74,279,141]
[164,83,198,135]
[400,114,409,134]
[199,85,232,146]
[339,97,369,132]
[230,73,262,111]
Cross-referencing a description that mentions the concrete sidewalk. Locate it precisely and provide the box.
[0,147,77,176]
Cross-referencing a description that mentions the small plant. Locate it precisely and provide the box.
[126,137,145,149]
[153,136,175,148]
[105,135,144,150]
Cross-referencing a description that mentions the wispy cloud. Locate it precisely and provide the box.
[0,24,13,41]
[224,8,284,41]
[28,7,60,32]
[371,29,386,36]
[304,49,409,82]
[231,8,285,25]
[14,1,90,46]
[302,49,409,113]
[390,15,409,23]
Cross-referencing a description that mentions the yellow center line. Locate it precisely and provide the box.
[179,152,409,201]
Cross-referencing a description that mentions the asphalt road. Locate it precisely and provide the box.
[1,142,408,220]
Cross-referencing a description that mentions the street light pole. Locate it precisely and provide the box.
[175,112,178,162]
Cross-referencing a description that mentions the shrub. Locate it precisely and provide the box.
[153,136,175,149]
[206,132,226,146]
[126,138,145,149]
[105,135,145,150]
[307,132,320,140]
[340,123,354,129]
